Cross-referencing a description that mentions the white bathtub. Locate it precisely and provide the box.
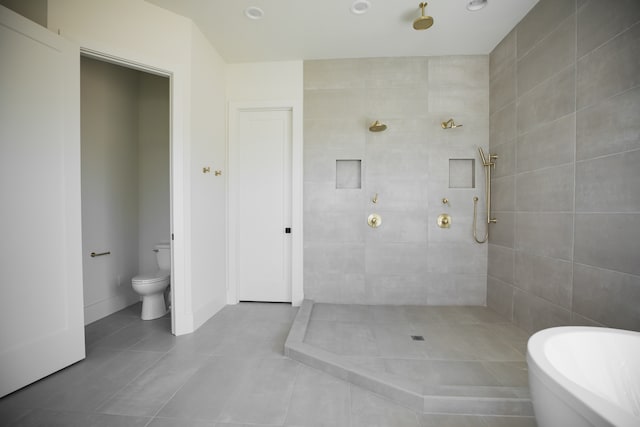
[527,327,640,427]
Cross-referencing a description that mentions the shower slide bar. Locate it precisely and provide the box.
[473,147,497,244]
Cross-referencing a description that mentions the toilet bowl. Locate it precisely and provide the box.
[132,243,171,320]
[132,271,170,320]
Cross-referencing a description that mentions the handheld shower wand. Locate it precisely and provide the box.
[473,147,497,244]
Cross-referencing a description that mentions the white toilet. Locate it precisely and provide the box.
[131,242,171,320]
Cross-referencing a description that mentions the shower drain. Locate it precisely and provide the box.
[410,335,424,341]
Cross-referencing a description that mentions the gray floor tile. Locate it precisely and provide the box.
[350,385,421,427]
[421,414,488,427]
[217,358,299,425]
[384,359,501,387]
[311,303,373,322]
[157,356,256,421]
[371,322,429,358]
[147,417,217,427]
[97,352,211,417]
[10,408,150,427]
[1,302,537,427]
[284,366,351,427]
[481,415,538,427]
[41,350,164,413]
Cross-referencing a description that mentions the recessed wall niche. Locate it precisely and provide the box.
[336,159,361,189]
[449,159,475,188]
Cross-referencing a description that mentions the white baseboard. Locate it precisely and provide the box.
[84,294,140,325]
[192,298,226,331]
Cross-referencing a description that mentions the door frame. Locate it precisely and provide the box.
[228,101,303,306]
[79,46,189,335]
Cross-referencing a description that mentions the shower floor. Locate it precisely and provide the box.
[285,301,534,417]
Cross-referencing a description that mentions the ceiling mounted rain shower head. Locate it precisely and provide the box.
[369,120,387,132]
[413,2,434,31]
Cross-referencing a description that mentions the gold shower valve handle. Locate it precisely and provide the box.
[368,213,382,228]
[437,213,451,229]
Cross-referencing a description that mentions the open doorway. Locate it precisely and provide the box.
[80,56,172,334]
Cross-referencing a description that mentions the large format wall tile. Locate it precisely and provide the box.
[488,212,515,248]
[515,213,573,261]
[577,23,640,110]
[490,63,516,115]
[517,65,575,136]
[487,275,514,320]
[514,251,573,308]
[490,104,516,147]
[513,290,571,333]
[574,213,640,276]
[426,273,487,305]
[490,139,515,179]
[487,244,514,284]
[576,86,640,161]
[304,59,367,90]
[515,164,574,212]
[492,175,515,212]
[490,30,516,81]
[573,263,640,330]
[516,0,575,59]
[575,149,640,213]
[490,0,640,332]
[517,114,575,173]
[517,14,576,96]
[577,0,640,58]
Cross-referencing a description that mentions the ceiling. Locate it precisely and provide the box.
[145,0,539,63]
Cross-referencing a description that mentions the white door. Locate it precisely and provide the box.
[236,109,292,302]
[0,7,84,397]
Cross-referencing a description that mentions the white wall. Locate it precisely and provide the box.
[80,57,141,324]
[138,73,170,275]
[48,0,228,334]
[189,24,228,328]
[227,61,303,102]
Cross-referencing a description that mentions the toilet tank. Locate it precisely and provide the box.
[154,242,171,271]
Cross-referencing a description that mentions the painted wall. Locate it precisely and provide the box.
[189,23,228,327]
[81,57,170,324]
[304,56,489,305]
[48,0,228,333]
[227,61,303,102]
[138,72,171,275]
[81,57,141,324]
[0,0,47,27]
[487,0,640,332]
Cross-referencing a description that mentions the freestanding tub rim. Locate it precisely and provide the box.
[527,326,640,427]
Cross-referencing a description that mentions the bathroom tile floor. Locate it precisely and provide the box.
[305,303,531,391]
[0,302,536,427]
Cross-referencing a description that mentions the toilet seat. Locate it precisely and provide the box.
[132,270,170,285]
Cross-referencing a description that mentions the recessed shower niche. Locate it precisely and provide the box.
[449,158,475,188]
[336,159,362,189]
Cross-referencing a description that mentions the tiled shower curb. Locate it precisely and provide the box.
[284,300,533,416]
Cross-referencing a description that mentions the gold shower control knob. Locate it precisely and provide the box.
[368,213,382,228]
[437,213,451,229]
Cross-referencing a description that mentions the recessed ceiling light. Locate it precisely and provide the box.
[467,0,487,11]
[244,6,264,20]
[351,0,371,15]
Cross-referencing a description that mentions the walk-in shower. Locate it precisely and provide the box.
[473,147,497,243]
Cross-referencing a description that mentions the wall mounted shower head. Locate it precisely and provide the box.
[369,120,387,132]
[441,118,462,129]
[413,2,434,30]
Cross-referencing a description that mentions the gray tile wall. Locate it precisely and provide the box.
[304,56,489,305]
[488,0,640,332]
